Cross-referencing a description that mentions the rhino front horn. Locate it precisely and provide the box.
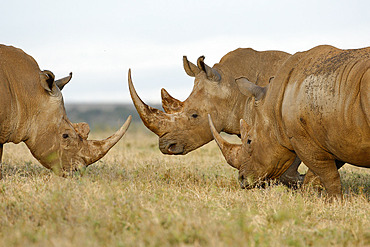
[208,114,242,169]
[85,115,132,165]
[128,69,171,137]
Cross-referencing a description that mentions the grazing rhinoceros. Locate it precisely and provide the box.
[128,48,304,186]
[209,45,370,198]
[0,45,131,176]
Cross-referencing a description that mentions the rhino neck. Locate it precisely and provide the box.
[0,79,39,145]
[23,100,64,165]
[213,49,291,136]
[241,96,258,130]
[264,54,307,150]
[221,91,249,136]
[247,94,297,181]
[0,49,46,145]
[24,117,57,162]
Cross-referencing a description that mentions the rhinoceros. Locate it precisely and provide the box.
[0,45,131,176]
[209,45,370,198]
[128,48,305,186]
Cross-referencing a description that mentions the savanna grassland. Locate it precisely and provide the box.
[0,123,369,247]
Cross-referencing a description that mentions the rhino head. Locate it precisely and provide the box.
[208,78,296,188]
[209,114,268,188]
[128,56,247,155]
[25,70,131,175]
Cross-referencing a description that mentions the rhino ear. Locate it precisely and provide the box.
[55,72,72,90]
[236,77,266,100]
[197,56,221,82]
[40,70,56,93]
[72,122,90,140]
[183,56,200,77]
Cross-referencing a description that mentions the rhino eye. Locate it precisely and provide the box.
[62,134,69,139]
[191,113,198,119]
[247,139,252,144]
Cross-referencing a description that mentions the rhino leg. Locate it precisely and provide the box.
[303,169,323,190]
[304,161,342,200]
[278,156,304,188]
[0,144,3,180]
[303,160,345,191]
[291,137,343,199]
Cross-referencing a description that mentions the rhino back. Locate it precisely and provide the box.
[281,45,370,165]
[0,45,43,144]
[215,48,291,86]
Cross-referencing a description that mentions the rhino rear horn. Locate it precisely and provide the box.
[72,122,90,140]
[161,88,184,113]
[197,56,221,82]
[208,114,242,169]
[55,72,72,90]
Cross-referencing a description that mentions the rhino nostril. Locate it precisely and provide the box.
[168,143,177,153]
[166,143,184,155]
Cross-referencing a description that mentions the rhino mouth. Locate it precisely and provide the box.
[60,163,87,177]
[239,178,258,190]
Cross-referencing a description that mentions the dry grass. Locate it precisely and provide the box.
[0,124,369,247]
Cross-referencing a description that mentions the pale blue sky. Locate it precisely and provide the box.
[2,0,369,103]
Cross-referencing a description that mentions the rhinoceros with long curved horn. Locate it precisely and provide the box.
[128,48,303,186]
[0,45,131,176]
[210,45,370,198]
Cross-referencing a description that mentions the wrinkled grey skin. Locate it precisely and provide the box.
[0,45,131,176]
[128,48,303,187]
[210,45,370,198]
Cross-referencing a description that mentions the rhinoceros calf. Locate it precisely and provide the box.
[209,45,370,198]
[0,45,131,176]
